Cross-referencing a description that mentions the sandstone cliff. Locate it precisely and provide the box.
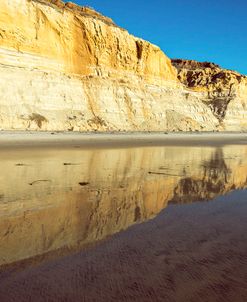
[172,59,247,130]
[0,0,246,131]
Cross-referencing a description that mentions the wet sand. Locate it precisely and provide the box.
[0,131,247,148]
[0,190,247,302]
[0,134,247,301]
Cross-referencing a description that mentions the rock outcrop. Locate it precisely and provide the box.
[172,59,247,130]
[0,0,246,131]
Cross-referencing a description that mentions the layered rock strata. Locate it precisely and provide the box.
[172,59,247,130]
[2,0,245,131]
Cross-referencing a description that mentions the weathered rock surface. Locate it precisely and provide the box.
[172,59,247,130]
[0,0,246,131]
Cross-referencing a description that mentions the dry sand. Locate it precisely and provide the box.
[0,131,247,149]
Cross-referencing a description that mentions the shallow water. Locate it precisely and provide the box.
[0,144,247,301]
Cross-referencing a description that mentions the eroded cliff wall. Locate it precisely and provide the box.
[0,0,246,131]
[0,0,220,131]
[172,60,247,130]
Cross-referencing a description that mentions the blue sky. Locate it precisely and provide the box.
[72,0,247,75]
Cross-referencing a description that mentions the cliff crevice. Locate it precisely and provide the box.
[172,59,247,128]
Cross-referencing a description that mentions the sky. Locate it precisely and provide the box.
[72,0,247,75]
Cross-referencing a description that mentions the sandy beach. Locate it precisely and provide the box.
[0,131,247,148]
[0,191,247,302]
[1,0,247,300]
[0,132,247,301]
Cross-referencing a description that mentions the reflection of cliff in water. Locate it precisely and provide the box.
[0,145,247,267]
[171,148,237,204]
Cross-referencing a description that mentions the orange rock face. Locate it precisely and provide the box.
[0,0,176,82]
[0,0,246,131]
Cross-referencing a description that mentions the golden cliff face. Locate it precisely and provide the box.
[0,0,246,131]
[0,0,217,131]
[0,0,176,81]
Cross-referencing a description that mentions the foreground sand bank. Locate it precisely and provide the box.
[0,191,247,302]
[0,131,247,148]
